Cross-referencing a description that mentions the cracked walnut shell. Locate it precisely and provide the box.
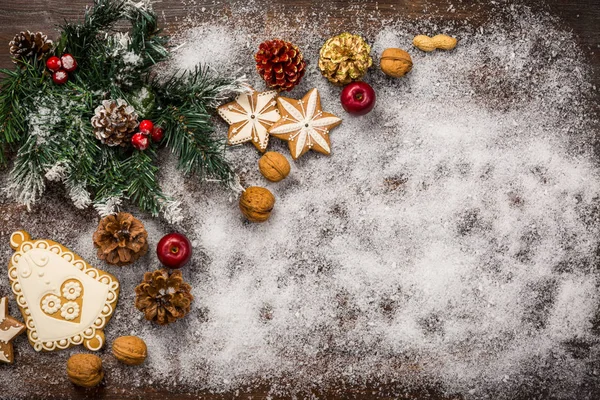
[380,48,413,78]
[258,152,290,182]
[66,354,104,388]
[112,336,147,365]
[239,187,275,222]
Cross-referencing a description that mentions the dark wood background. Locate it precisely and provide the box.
[0,0,599,399]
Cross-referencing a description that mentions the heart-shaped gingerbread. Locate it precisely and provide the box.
[40,279,85,324]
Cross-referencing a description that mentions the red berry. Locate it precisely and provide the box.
[151,127,164,143]
[131,132,150,150]
[139,129,151,136]
[52,70,69,85]
[46,56,62,72]
[139,120,154,132]
[60,54,77,73]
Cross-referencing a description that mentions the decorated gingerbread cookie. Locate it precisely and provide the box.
[7,231,119,352]
[0,297,26,363]
[218,88,280,152]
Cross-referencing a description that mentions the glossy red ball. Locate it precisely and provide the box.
[156,233,192,269]
[52,70,69,85]
[151,127,164,143]
[60,54,78,73]
[131,132,150,150]
[340,81,376,116]
[46,56,62,72]
[139,120,154,132]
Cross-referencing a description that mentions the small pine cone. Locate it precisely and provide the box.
[93,212,148,266]
[255,39,306,92]
[135,269,193,326]
[9,31,52,64]
[318,33,373,86]
[91,99,139,147]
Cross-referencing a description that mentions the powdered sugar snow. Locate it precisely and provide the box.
[1,2,599,400]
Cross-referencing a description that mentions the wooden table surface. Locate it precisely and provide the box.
[0,1,599,399]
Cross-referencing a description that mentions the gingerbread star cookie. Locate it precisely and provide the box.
[0,297,25,363]
[218,88,280,152]
[8,230,120,352]
[268,88,342,160]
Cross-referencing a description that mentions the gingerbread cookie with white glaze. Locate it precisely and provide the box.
[7,230,119,352]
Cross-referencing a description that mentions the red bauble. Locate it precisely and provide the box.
[156,233,192,269]
[151,127,164,143]
[131,132,150,150]
[139,120,154,132]
[340,81,376,116]
[60,53,78,73]
[52,70,69,85]
[46,56,62,72]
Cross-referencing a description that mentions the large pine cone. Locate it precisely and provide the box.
[255,39,306,92]
[91,99,139,147]
[9,31,52,64]
[93,212,148,266]
[135,269,193,326]
[318,33,373,86]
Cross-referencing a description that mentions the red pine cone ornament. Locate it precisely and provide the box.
[255,39,306,92]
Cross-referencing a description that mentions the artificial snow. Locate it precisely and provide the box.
[1,2,599,400]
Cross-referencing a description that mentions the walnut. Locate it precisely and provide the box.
[239,187,275,223]
[380,48,413,78]
[66,354,104,388]
[112,336,147,366]
[258,152,291,182]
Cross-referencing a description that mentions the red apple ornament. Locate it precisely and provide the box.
[156,233,192,269]
[46,56,62,72]
[52,70,69,85]
[151,127,164,143]
[139,120,154,132]
[131,132,149,150]
[340,81,376,116]
[60,54,77,73]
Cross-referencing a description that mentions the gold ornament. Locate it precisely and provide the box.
[318,32,373,86]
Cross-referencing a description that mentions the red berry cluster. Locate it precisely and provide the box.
[46,54,78,85]
[131,120,165,150]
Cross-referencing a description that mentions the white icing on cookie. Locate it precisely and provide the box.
[8,231,119,352]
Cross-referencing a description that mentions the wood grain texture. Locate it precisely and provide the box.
[0,1,599,399]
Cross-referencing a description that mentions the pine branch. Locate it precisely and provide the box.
[160,104,234,183]
[0,60,48,163]
[58,0,128,59]
[6,133,59,208]
[123,148,166,217]
[156,65,247,109]
[0,0,243,221]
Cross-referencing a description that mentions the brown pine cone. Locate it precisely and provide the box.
[135,269,193,325]
[9,31,52,64]
[255,39,306,92]
[91,99,139,147]
[93,212,148,266]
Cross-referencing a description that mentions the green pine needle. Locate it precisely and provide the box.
[0,0,244,221]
